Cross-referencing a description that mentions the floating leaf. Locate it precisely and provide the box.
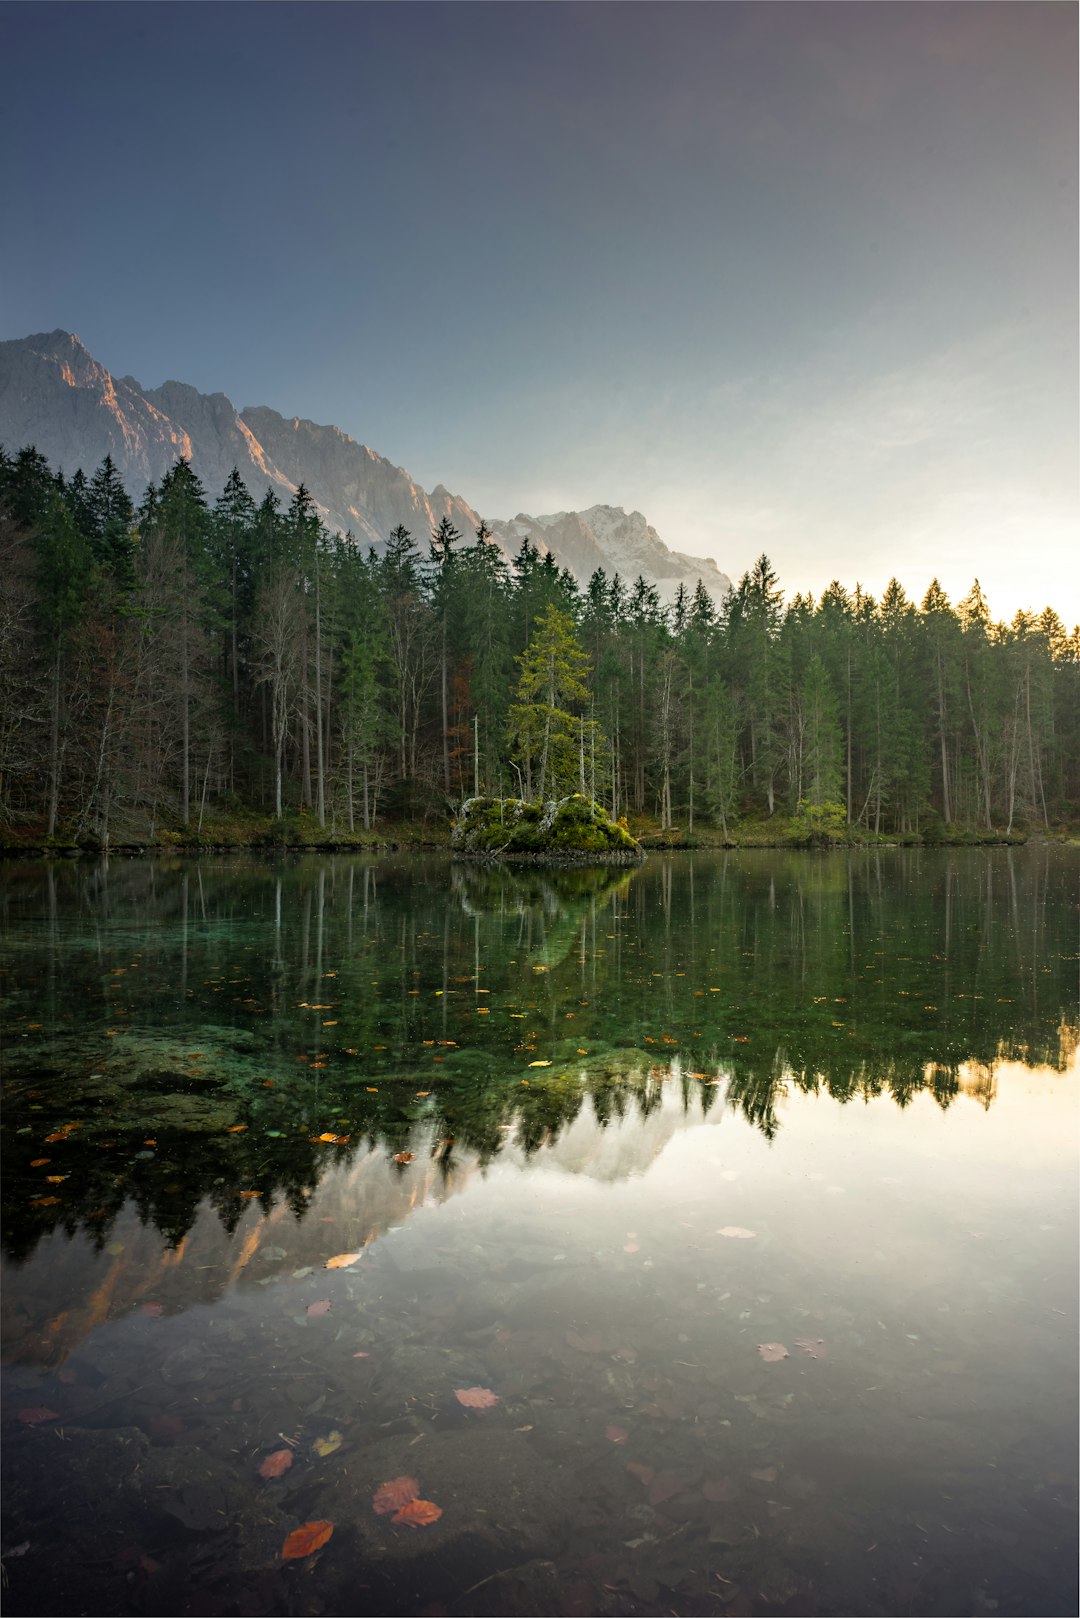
[758,1342,789,1362]
[372,1475,419,1515]
[717,1226,756,1239]
[325,1253,361,1270]
[312,1429,343,1457]
[391,1499,442,1527]
[794,1337,827,1359]
[306,1299,332,1317]
[259,1449,294,1480]
[281,1520,333,1560]
[455,1386,499,1409]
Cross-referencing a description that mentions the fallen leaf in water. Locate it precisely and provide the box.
[717,1226,756,1239]
[372,1475,419,1515]
[259,1449,294,1480]
[702,1477,737,1503]
[312,1429,343,1457]
[455,1386,499,1409]
[140,1302,164,1317]
[306,1300,332,1317]
[281,1521,333,1560]
[648,1470,684,1506]
[606,1425,629,1444]
[30,1159,49,1168]
[623,1243,640,1254]
[758,1343,789,1362]
[750,1465,778,1482]
[794,1337,827,1359]
[393,1151,414,1164]
[29,1196,61,1206]
[325,1253,361,1269]
[17,1408,60,1424]
[391,1498,442,1527]
[625,1461,654,1485]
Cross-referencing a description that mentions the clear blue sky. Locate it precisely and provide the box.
[2,2,1076,619]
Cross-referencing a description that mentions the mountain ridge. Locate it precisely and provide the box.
[0,329,732,602]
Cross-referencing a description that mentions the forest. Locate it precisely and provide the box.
[0,444,1077,846]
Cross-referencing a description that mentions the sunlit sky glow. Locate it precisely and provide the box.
[2,2,1076,620]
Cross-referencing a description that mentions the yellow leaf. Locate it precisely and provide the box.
[325,1253,361,1269]
[528,1060,552,1068]
[312,1429,343,1457]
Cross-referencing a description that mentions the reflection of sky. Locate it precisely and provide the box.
[2,4,1075,619]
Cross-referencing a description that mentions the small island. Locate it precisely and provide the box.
[450,794,646,863]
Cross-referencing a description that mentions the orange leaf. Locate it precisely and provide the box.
[391,1498,442,1527]
[281,1520,333,1560]
[455,1386,499,1409]
[30,1159,50,1167]
[30,1196,61,1206]
[372,1475,419,1515]
[259,1448,295,1480]
[393,1152,414,1164]
[325,1253,361,1269]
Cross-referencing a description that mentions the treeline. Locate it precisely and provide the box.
[1,444,1077,842]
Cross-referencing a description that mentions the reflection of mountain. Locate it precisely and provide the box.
[2,848,1076,1264]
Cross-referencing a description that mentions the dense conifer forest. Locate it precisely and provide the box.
[1,445,1076,846]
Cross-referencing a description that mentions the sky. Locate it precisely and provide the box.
[2,2,1076,621]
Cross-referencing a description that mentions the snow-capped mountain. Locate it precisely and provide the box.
[0,330,731,603]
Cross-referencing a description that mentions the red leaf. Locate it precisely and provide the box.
[18,1407,60,1424]
[259,1449,294,1480]
[306,1299,331,1317]
[281,1520,333,1560]
[606,1425,629,1444]
[454,1386,499,1409]
[391,1498,442,1527]
[372,1475,420,1515]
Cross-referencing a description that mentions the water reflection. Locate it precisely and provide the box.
[1,851,1077,1618]
[1,850,1075,1264]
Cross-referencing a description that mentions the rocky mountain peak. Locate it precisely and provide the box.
[0,331,732,603]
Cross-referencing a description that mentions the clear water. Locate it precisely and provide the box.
[1,849,1076,1617]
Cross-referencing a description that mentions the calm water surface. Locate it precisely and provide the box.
[1,850,1077,1617]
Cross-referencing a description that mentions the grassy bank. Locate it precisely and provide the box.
[0,803,1062,856]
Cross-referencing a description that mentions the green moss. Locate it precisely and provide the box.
[451,795,644,861]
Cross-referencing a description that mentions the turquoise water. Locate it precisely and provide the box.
[1,849,1077,1616]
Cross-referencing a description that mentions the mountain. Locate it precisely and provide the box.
[0,330,731,602]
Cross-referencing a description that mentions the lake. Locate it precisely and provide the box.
[1,848,1076,1618]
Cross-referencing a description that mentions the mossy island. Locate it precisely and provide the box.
[450,794,646,864]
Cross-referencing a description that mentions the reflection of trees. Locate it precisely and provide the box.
[2,847,1075,1260]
